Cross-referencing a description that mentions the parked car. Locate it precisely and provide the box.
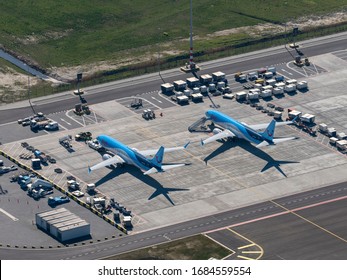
[48,196,70,206]
[87,139,102,151]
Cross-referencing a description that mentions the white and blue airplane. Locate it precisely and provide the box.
[201,110,296,148]
[88,135,189,175]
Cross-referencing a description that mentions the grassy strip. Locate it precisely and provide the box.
[1,1,346,68]
[103,235,231,260]
[3,21,347,103]
[29,22,347,95]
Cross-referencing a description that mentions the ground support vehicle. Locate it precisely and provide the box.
[48,196,70,206]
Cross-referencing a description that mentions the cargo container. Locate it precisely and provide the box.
[254,83,263,90]
[191,93,203,102]
[217,81,225,90]
[161,83,174,94]
[275,82,286,88]
[199,74,212,85]
[212,71,225,83]
[192,87,200,93]
[329,137,338,145]
[173,80,187,91]
[336,140,347,150]
[264,72,273,79]
[297,81,308,90]
[300,113,315,124]
[248,72,258,81]
[186,77,200,89]
[336,132,347,140]
[260,89,272,98]
[273,87,284,96]
[266,79,276,86]
[284,84,296,93]
[274,111,282,119]
[327,127,337,137]
[183,89,191,97]
[200,85,208,95]
[288,110,302,120]
[235,91,248,101]
[262,85,273,92]
[209,83,216,92]
[247,92,259,100]
[177,95,189,104]
[319,123,328,133]
[286,79,297,85]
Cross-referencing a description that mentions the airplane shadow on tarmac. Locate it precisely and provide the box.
[203,139,299,177]
[94,165,189,205]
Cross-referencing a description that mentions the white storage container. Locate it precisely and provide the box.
[285,84,296,92]
[260,89,272,98]
[273,87,284,95]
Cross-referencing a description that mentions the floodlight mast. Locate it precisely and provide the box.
[189,0,195,70]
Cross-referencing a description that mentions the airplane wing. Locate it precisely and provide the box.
[137,142,190,157]
[143,164,187,175]
[201,129,235,146]
[88,155,125,173]
[247,120,294,131]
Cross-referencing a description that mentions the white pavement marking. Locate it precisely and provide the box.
[0,121,17,127]
[0,208,19,221]
[65,110,85,127]
[60,118,71,126]
[286,62,308,77]
[151,96,162,103]
[93,111,98,123]
[158,91,178,106]
[281,69,293,76]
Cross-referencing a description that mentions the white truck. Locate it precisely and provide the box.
[45,121,59,130]
[336,140,347,151]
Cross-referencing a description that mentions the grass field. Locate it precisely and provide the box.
[1,0,346,68]
[103,235,232,260]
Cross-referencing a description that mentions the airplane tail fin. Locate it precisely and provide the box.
[261,120,276,142]
[150,146,164,168]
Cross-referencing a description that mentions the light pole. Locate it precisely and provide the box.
[157,29,168,83]
[25,63,36,115]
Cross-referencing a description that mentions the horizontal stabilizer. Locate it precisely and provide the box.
[272,137,297,144]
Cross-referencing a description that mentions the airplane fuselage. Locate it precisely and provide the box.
[97,135,154,172]
[206,110,265,145]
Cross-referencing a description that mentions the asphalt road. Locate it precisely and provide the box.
[0,181,346,259]
[1,32,347,125]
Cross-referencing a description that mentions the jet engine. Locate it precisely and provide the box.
[102,153,113,161]
[213,128,223,135]
[102,153,114,168]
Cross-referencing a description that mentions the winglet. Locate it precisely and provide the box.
[184,141,190,149]
[88,166,92,174]
[200,139,205,146]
